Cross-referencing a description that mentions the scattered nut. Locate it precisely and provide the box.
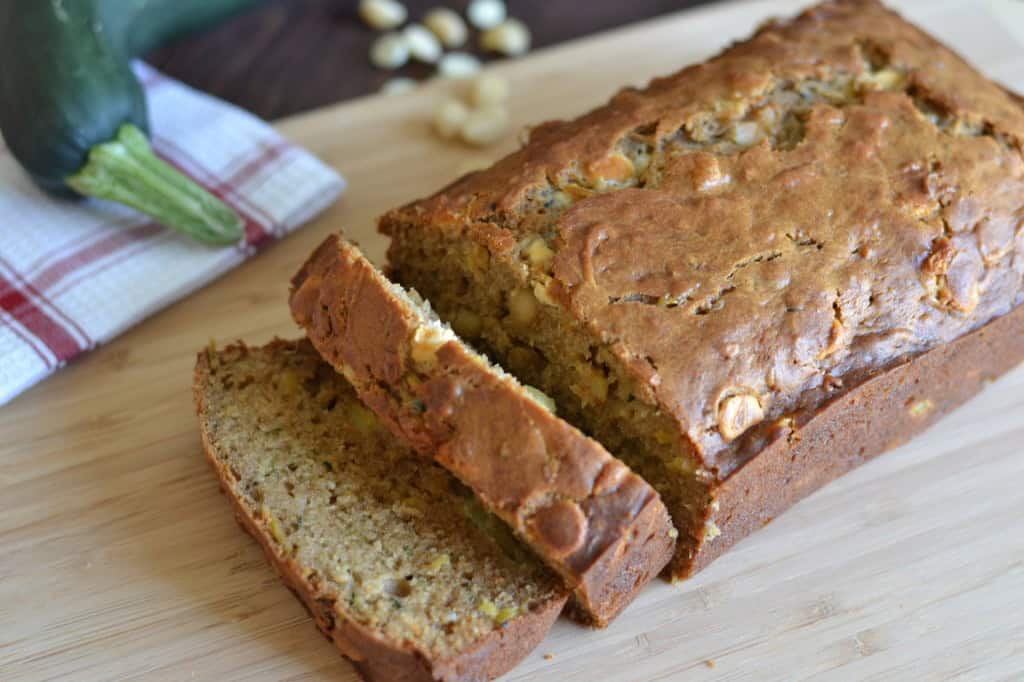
[495,605,518,624]
[460,105,510,146]
[586,152,635,187]
[704,521,722,542]
[397,495,427,517]
[436,51,482,79]
[451,308,483,338]
[466,243,490,272]
[477,598,498,618]
[379,77,417,95]
[731,121,760,146]
[666,456,695,475]
[466,0,506,30]
[690,153,726,192]
[424,553,451,572]
[359,0,407,30]
[818,317,844,359]
[523,237,554,268]
[470,72,510,107]
[757,106,778,129]
[480,18,531,56]
[410,325,451,368]
[261,506,285,543]
[573,365,608,406]
[278,369,301,394]
[348,402,378,434]
[532,280,557,306]
[859,67,905,92]
[524,385,556,413]
[506,287,538,327]
[908,398,934,417]
[433,98,470,139]
[454,156,493,176]
[423,7,468,48]
[528,499,587,557]
[370,32,410,69]
[403,23,443,63]
[506,345,543,375]
[717,391,764,441]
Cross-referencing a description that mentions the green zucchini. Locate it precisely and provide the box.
[0,0,268,245]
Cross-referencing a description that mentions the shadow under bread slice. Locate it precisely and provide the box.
[290,236,676,627]
[193,339,566,682]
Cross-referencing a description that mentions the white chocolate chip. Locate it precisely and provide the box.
[423,7,468,48]
[523,237,554,268]
[573,365,608,406]
[466,0,506,30]
[436,52,482,79]
[433,98,470,139]
[403,23,443,63]
[524,385,556,413]
[450,308,483,337]
[380,77,417,95]
[459,105,510,146]
[506,288,538,327]
[731,121,760,147]
[717,391,764,441]
[370,32,410,69]
[470,72,510,107]
[359,0,407,30]
[480,18,530,56]
[410,325,453,368]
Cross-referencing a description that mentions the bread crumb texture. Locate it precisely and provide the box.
[198,340,562,660]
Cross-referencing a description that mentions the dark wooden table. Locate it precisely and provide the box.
[149,0,717,120]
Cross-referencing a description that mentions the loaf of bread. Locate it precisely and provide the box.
[290,236,675,626]
[382,0,1024,579]
[193,340,567,681]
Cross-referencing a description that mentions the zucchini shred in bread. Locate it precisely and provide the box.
[382,0,1024,579]
[290,236,675,627]
[193,340,566,681]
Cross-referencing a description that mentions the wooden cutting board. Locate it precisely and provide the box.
[3,1,1023,679]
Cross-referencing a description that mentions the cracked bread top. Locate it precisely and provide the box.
[381,0,1024,477]
[193,340,566,680]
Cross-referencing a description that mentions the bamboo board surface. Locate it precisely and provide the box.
[2,0,1023,679]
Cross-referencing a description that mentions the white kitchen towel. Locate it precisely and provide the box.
[0,62,344,406]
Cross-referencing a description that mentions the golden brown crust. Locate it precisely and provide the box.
[193,343,566,682]
[290,237,675,626]
[385,0,1024,475]
[690,298,1024,575]
[382,0,1024,579]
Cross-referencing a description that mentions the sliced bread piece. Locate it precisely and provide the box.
[290,235,675,627]
[194,339,567,682]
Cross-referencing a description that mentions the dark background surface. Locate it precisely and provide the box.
[149,0,717,120]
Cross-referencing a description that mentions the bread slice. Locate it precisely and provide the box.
[194,339,567,682]
[290,236,675,627]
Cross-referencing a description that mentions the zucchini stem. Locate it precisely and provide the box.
[66,124,244,245]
